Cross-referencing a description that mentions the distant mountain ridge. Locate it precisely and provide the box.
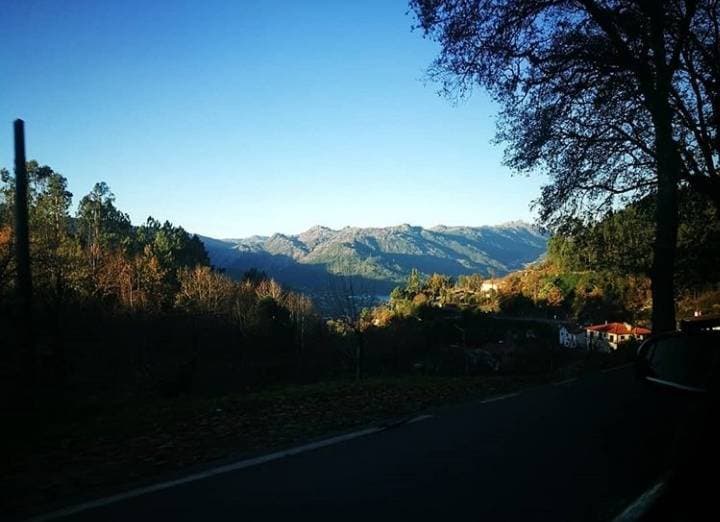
[200,222,547,293]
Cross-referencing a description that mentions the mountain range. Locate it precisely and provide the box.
[199,222,547,294]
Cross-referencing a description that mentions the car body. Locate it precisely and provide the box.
[634,317,720,520]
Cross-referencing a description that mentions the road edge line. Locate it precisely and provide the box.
[552,377,578,386]
[612,476,668,522]
[408,414,434,423]
[602,363,634,373]
[480,392,521,404]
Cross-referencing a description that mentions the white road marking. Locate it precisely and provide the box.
[28,426,384,522]
[612,477,668,521]
[645,376,706,393]
[480,392,520,404]
[408,414,434,424]
[602,363,634,374]
[552,377,579,386]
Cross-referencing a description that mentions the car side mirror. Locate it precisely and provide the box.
[635,334,719,394]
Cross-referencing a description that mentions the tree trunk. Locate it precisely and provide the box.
[650,102,680,333]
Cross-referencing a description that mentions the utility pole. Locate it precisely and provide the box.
[14,119,35,389]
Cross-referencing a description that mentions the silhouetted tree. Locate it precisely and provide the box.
[327,274,376,380]
[411,0,717,331]
[285,291,315,376]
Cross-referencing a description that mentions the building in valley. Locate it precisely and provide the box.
[585,322,651,351]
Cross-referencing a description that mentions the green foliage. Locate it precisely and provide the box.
[548,191,720,293]
[0,160,319,334]
[76,182,132,251]
[132,217,209,290]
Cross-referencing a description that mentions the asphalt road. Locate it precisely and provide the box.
[37,367,688,521]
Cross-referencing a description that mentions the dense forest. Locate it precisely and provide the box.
[543,190,720,320]
[0,162,321,405]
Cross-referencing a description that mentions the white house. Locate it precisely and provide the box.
[480,280,499,293]
[585,322,651,351]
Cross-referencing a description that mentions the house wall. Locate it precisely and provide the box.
[574,332,586,349]
[559,328,588,350]
[586,330,613,352]
[585,327,645,351]
[559,328,577,348]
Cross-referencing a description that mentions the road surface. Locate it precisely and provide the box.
[34,367,686,521]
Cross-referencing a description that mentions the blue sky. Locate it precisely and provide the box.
[1,0,546,239]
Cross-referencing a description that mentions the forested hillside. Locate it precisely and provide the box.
[349,191,720,330]
[0,162,321,401]
[401,190,720,324]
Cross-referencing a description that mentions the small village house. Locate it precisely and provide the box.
[585,322,650,351]
[480,280,499,293]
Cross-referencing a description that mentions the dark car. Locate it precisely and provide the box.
[634,317,720,520]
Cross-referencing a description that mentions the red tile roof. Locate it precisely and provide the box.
[586,322,651,336]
